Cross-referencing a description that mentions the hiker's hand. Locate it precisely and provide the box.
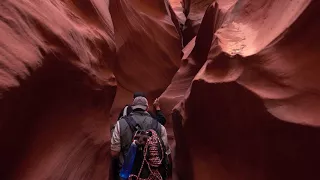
[153,98,161,110]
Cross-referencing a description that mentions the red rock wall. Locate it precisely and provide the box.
[108,0,182,124]
[166,0,320,180]
[1,0,320,180]
[0,0,116,179]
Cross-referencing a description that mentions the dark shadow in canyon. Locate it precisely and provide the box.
[0,52,116,179]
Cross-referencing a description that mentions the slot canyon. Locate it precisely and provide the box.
[1,0,320,179]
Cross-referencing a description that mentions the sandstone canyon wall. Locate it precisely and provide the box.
[1,0,320,180]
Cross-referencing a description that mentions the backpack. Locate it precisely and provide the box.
[124,116,169,180]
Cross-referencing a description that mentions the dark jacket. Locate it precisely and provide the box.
[118,111,162,165]
[111,110,163,180]
[117,104,166,125]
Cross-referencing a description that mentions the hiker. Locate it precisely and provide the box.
[111,96,171,180]
[117,92,166,125]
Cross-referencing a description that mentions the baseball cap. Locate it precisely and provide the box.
[132,96,148,110]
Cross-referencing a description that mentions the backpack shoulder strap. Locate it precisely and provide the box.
[150,118,160,135]
[124,116,141,132]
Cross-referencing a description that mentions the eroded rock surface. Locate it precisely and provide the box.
[166,0,320,180]
[1,0,320,180]
[108,0,182,124]
[0,0,116,179]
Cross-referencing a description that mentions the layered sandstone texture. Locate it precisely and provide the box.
[1,0,320,180]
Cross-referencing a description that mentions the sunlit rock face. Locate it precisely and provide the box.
[1,0,320,180]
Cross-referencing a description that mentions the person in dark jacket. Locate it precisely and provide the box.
[117,92,166,125]
[111,96,171,180]
[110,92,167,180]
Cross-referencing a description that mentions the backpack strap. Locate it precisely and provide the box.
[151,119,159,130]
[124,116,141,133]
[150,118,160,136]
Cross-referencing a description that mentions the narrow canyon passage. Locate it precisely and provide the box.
[1,0,320,180]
